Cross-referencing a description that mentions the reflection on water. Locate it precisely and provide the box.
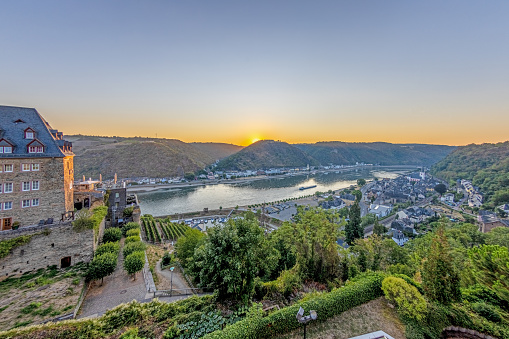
[137,169,404,216]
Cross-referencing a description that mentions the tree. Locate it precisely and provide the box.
[103,227,122,243]
[357,178,366,187]
[277,208,341,282]
[86,252,117,284]
[373,218,387,236]
[124,251,145,279]
[192,217,269,302]
[422,226,461,304]
[95,241,120,257]
[434,183,447,195]
[352,190,362,202]
[346,201,363,245]
[175,228,205,269]
[184,172,195,181]
[123,241,147,258]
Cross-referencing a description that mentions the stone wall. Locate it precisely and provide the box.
[0,156,74,228]
[0,222,93,278]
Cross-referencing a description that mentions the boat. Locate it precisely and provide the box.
[299,185,317,191]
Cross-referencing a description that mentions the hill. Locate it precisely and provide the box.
[216,140,318,170]
[67,135,234,179]
[189,142,243,161]
[295,142,454,166]
[431,141,509,207]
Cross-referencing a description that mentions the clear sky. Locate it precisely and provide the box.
[1,1,508,146]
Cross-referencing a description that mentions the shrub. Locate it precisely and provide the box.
[0,235,34,259]
[95,242,120,257]
[202,272,385,339]
[162,251,173,266]
[125,235,141,245]
[124,251,145,277]
[123,207,134,218]
[471,302,502,323]
[103,228,122,243]
[382,276,427,321]
[122,222,140,236]
[123,241,147,258]
[126,228,140,237]
[72,209,94,232]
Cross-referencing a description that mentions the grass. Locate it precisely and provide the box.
[277,298,406,339]
[146,244,165,285]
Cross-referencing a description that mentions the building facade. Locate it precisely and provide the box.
[0,106,74,230]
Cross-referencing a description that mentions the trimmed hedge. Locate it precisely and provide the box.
[203,272,385,339]
[125,235,141,245]
[122,222,140,237]
[95,241,120,257]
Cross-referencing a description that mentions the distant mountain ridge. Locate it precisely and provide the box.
[68,135,455,179]
[431,141,509,207]
[295,142,454,167]
[216,140,455,170]
[215,140,318,171]
[67,135,241,179]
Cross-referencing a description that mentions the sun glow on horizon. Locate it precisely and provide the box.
[251,138,260,144]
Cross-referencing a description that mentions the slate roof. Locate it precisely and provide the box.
[0,105,73,158]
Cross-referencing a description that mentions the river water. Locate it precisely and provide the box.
[136,168,407,216]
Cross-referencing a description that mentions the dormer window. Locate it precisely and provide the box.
[27,139,45,154]
[0,139,14,154]
[24,128,35,139]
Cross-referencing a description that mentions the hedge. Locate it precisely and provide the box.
[203,272,385,339]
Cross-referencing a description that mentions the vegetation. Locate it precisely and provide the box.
[103,227,122,243]
[95,241,120,257]
[157,219,192,241]
[122,222,141,237]
[86,252,117,284]
[431,141,509,207]
[123,241,147,258]
[346,201,362,245]
[175,228,205,269]
[72,206,108,242]
[123,251,145,279]
[0,235,34,259]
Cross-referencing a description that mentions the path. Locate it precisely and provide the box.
[155,260,190,291]
[78,239,150,319]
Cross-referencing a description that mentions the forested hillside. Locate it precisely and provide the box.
[431,141,509,207]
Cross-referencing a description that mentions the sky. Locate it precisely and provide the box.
[1,1,509,146]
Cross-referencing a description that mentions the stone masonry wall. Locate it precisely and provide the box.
[0,222,93,278]
[0,156,74,227]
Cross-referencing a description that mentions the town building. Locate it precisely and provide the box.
[0,106,74,230]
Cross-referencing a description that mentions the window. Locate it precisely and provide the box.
[25,131,34,139]
[0,146,12,153]
[28,146,43,153]
[32,181,39,190]
[4,202,12,210]
[31,164,39,171]
[4,164,13,172]
[32,198,39,207]
[4,183,13,193]
[22,164,30,171]
[22,182,30,191]
[22,199,30,208]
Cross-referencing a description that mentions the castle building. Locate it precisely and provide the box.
[0,106,74,230]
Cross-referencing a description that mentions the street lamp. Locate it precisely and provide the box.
[296,306,317,339]
[169,266,174,297]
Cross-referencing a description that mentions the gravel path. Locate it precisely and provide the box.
[78,239,150,319]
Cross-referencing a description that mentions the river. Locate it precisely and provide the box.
[136,168,408,216]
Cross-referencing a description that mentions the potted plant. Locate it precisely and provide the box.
[12,221,20,230]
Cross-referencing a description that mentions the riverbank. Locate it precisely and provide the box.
[127,165,417,193]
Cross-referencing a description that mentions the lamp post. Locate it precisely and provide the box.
[296,306,317,339]
[169,266,174,297]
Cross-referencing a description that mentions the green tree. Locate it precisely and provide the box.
[123,241,147,258]
[422,226,461,304]
[382,276,427,321]
[86,252,117,284]
[357,178,366,187]
[184,172,195,181]
[124,251,145,279]
[352,190,362,202]
[95,241,120,257]
[373,218,387,236]
[277,208,341,282]
[175,228,205,269]
[103,227,122,243]
[434,183,447,195]
[346,201,363,245]
[122,222,140,236]
[192,217,268,302]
